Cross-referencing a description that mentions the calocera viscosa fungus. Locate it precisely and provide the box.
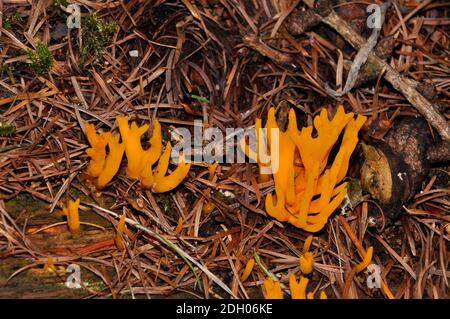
[85,123,125,189]
[63,198,80,234]
[243,106,366,232]
[85,116,190,193]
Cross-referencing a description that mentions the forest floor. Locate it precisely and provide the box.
[0,0,449,299]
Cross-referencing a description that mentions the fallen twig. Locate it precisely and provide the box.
[298,1,450,141]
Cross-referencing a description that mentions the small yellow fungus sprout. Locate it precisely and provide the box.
[289,273,327,299]
[303,235,313,253]
[43,256,57,272]
[240,258,255,282]
[299,252,314,275]
[289,274,309,299]
[63,198,80,234]
[207,161,219,181]
[354,246,373,273]
[263,277,283,299]
[202,161,219,214]
[175,216,183,234]
[262,272,328,299]
[202,201,216,215]
[262,236,325,300]
[299,235,314,275]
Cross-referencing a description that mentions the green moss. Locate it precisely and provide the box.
[2,20,11,30]
[0,121,16,137]
[5,193,46,218]
[1,64,16,84]
[2,13,22,30]
[1,64,12,77]
[79,12,117,68]
[162,131,170,142]
[1,64,10,73]
[158,195,172,213]
[190,94,210,104]
[27,42,53,75]
[53,0,68,6]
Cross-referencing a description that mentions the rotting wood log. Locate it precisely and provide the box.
[360,117,449,219]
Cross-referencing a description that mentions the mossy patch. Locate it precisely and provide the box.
[79,12,117,68]
[2,12,22,30]
[5,193,47,218]
[27,42,53,75]
[52,0,68,7]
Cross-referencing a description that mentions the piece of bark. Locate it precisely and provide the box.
[286,8,321,36]
[360,141,410,219]
[427,141,450,163]
[360,117,435,219]
[384,117,432,197]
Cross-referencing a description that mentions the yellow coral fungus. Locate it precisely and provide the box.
[207,161,219,181]
[97,134,125,188]
[115,212,126,251]
[240,258,255,282]
[63,198,80,234]
[252,106,366,232]
[148,143,191,193]
[43,256,57,272]
[300,252,314,275]
[85,116,189,193]
[117,116,189,192]
[144,119,162,166]
[354,246,373,273]
[175,216,183,234]
[263,277,283,299]
[289,274,308,299]
[85,123,111,178]
[300,235,314,275]
[85,123,124,189]
[117,116,150,179]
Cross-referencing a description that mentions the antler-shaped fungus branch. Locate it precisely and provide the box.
[255,106,366,232]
